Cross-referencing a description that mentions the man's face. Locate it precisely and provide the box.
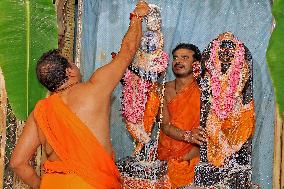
[172,48,195,78]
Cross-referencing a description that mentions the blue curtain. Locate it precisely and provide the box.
[80,1,274,188]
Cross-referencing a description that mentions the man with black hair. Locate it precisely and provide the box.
[10,1,149,188]
[157,43,206,188]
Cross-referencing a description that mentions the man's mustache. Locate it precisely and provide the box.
[174,63,184,68]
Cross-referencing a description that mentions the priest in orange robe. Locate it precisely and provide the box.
[158,43,206,188]
[34,93,121,189]
[10,1,149,188]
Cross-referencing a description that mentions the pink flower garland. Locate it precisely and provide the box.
[151,51,169,73]
[121,50,168,124]
[122,70,152,124]
[206,39,245,120]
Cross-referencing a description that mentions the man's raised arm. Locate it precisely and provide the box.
[89,1,149,94]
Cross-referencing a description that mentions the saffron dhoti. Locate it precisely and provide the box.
[34,94,121,189]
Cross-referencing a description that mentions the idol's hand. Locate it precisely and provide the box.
[134,0,149,17]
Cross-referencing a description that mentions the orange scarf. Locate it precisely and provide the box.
[158,80,200,160]
[206,100,255,167]
[34,94,121,189]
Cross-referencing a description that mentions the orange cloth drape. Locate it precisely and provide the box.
[40,173,94,189]
[34,94,121,189]
[167,157,199,188]
[206,101,255,167]
[158,81,200,187]
[127,84,161,154]
[143,84,160,134]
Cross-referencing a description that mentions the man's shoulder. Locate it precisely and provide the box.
[161,80,175,100]
[67,81,109,103]
[34,93,56,110]
[83,80,105,93]
[165,80,175,90]
[35,96,49,106]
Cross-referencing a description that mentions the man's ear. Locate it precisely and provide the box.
[66,67,76,77]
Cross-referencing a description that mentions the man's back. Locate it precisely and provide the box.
[58,81,113,155]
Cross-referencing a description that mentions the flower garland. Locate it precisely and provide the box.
[121,4,168,152]
[206,36,245,120]
[122,70,152,124]
[121,5,168,124]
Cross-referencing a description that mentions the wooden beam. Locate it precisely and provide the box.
[0,69,7,189]
[273,104,283,189]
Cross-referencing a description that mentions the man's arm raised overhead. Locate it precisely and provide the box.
[88,1,149,95]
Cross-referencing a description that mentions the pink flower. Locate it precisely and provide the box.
[207,38,245,120]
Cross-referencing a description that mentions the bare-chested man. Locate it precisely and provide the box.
[10,1,149,188]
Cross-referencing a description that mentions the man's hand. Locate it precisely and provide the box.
[134,0,149,17]
[183,128,206,145]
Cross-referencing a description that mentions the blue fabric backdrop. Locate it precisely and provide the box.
[80,1,274,188]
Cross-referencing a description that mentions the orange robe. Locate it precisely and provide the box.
[127,84,161,154]
[33,93,121,189]
[158,81,200,188]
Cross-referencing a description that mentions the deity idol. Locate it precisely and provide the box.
[118,4,170,188]
[121,4,168,154]
[193,32,256,188]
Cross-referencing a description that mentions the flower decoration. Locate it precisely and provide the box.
[145,4,162,31]
[121,4,168,153]
[205,32,246,120]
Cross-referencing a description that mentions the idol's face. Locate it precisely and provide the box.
[218,40,236,63]
[141,31,159,53]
